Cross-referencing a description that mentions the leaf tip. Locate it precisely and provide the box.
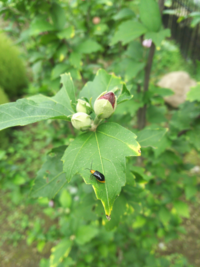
[106,215,111,221]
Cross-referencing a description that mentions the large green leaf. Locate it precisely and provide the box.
[0,73,75,131]
[62,122,141,217]
[137,127,168,148]
[79,69,131,106]
[186,83,200,102]
[30,146,67,199]
[139,0,161,32]
[111,20,147,45]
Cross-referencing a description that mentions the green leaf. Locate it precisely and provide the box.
[113,8,135,20]
[186,83,200,102]
[187,125,200,151]
[159,207,171,224]
[51,64,68,80]
[30,16,55,36]
[59,73,76,110]
[185,185,197,200]
[117,84,133,104]
[105,195,127,230]
[111,20,147,45]
[125,60,145,81]
[59,189,72,208]
[57,26,75,40]
[139,0,161,32]
[75,225,99,245]
[69,52,82,69]
[154,135,172,157]
[79,69,126,106]
[125,41,143,61]
[76,39,102,54]
[0,73,75,130]
[137,127,168,148]
[50,239,72,267]
[174,201,189,218]
[145,29,171,47]
[147,106,167,123]
[62,122,140,217]
[30,146,67,199]
[50,3,66,30]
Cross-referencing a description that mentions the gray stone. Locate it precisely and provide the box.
[157,71,197,108]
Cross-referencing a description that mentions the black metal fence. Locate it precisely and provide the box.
[162,0,200,62]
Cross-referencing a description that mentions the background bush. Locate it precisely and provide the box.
[0,31,28,98]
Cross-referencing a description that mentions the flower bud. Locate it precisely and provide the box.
[142,39,152,48]
[76,99,92,114]
[93,17,101,24]
[94,92,117,119]
[71,112,92,131]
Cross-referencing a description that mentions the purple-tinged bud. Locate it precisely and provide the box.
[71,112,92,131]
[94,91,117,119]
[142,39,152,48]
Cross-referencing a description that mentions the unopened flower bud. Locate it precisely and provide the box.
[93,17,100,24]
[76,99,92,114]
[94,92,117,119]
[142,39,152,48]
[71,112,92,131]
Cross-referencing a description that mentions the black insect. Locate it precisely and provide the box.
[85,162,105,183]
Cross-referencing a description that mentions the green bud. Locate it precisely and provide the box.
[94,92,117,119]
[76,99,92,114]
[71,112,92,131]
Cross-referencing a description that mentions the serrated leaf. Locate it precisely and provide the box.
[50,3,66,30]
[139,0,161,32]
[31,146,67,199]
[62,122,140,217]
[186,83,200,102]
[0,73,75,130]
[30,16,55,36]
[50,239,72,267]
[76,39,102,54]
[79,69,126,106]
[137,127,168,148]
[145,29,171,47]
[75,225,98,245]
[111,20,147,45]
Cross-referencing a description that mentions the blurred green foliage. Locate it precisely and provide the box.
[0,0,200,266]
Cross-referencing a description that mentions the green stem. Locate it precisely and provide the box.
[90,116,102,132]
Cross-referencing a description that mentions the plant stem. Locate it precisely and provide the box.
[90,116,102,132]
[138,43,155,130]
